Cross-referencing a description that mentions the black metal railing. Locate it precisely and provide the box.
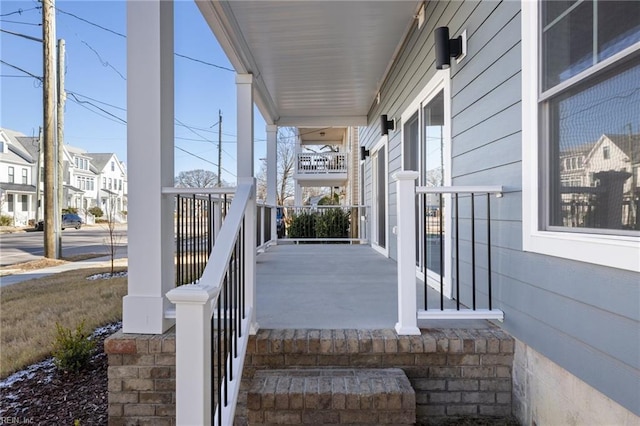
[256,204,273,248]
[417,187,502,312]
[212,219,245,426]
[175,193,231,286]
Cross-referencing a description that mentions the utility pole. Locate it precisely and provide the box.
[43,0,59,258]
[217,110,222,186]
[57,38,65,255]
[35,127,43,222]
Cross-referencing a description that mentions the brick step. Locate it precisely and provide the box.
[247,368,416,425]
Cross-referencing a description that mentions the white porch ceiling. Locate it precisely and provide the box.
[197,1,422,126]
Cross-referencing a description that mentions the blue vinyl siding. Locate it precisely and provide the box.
[359,0,639,415]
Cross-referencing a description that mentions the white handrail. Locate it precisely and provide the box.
[416,185,503,195]
[161,186,237,195]
[167,180,255,426]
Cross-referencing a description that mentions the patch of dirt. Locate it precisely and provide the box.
[0,323,120,425]
[0,254,105,277]
[0,259,68,276]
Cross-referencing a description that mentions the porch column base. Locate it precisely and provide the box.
[395,323,421,335]
[123,295,174,334]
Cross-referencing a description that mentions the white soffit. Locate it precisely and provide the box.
[198,0,421,126]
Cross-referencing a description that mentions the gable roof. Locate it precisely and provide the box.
[86,153,116,172]
[603,133,640,162]
[0,128,35,165]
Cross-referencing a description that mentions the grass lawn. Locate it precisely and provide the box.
[0,267,127,378]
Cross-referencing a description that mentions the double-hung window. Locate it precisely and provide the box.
[522,0,640,271]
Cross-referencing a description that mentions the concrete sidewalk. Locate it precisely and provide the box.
[0,254,128,287]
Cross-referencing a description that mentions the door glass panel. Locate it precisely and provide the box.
[423,90,445,276]
[377,149,386,248]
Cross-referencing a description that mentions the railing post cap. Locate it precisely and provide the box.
[393,171,419,180]
[166,285,211,304]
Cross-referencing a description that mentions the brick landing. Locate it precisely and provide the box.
[237,327,514,425]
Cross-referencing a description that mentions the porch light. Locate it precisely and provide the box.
[435,26,463,69]
[360,146,370,160]
[380,114,395,135]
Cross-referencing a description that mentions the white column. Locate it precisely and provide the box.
[123,0,174,334]
[294,183,302,206]
[266,124,277,241]
[236,74,254,179]
[240,177,259,333]
[394,171,421,335]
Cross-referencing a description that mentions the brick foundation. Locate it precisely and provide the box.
[238,327,514,425]
[105,328,176,426]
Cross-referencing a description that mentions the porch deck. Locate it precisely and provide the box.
[255,243,488,330]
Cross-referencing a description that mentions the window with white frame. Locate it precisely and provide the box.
[8,166,14,183]
[20,195,28,211]
[21,169,28,184]
[7,194,14,212]
[522,0,640,271]
[540,1,639,235]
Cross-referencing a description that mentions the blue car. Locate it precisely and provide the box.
[276,207,285,238]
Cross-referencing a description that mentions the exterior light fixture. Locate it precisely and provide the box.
[360,146,370,160]
[435,26,464,70]
[380,114,395,135]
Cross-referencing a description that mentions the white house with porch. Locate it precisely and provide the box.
[109,1,639,425]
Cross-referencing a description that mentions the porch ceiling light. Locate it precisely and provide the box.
[380,114,395,136]
[435,26,463,70]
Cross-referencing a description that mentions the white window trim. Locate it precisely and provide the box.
[400,69,454,296]
[521,1,639,272]
[371,136,389,257]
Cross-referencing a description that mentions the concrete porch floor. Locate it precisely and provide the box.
[255,243,491,330]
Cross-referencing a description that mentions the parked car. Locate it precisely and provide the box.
[35,213,83,231]
[276,207,285,238]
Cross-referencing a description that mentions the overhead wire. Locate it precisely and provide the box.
[0,7,41,17]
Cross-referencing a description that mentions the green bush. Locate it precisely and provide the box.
[316,208,350,238]
[88,206,103,218]
[62,207,78,214]
[0,215,13,226]
[52,320,96,373]
[287,211,316,238]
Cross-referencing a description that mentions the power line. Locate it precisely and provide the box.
[174,53,234,72]
[56,7,126,38]
[0,28,42,42]
[55,7,233,73]
[0,19,41,26]
[0,59,42,80]
[81,40,126,80]
[0,7,41,17]
[67,90,126,111]
[67,92,127,124]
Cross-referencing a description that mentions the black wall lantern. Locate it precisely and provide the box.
[435,26,463,70]
[380,114,395,136]
[360,146,370,160]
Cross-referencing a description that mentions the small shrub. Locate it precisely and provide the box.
[0,215,13,226]
[288,211,317,238]
[52,320,96,372]
[63,207,78,214]
[88,206,104,218]
[95,218,109,223]
[316,208,350,238]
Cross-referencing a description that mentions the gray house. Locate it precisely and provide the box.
[110,1,639,425]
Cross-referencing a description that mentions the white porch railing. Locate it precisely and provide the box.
[166,178,257,426]
[256,201,276,250]
[296,151,348,174]
[394,171,504,335]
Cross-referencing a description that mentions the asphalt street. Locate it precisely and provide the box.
[0,224,128,266]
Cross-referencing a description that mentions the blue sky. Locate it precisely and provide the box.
[1,0,267,184]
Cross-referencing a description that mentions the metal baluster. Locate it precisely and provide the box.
[487,193,493,311]
[176,195,181,286]
[471,193,476,310]
[217,277,222,425]
[439,193,444,310]
[455,193,460,311]
[423,193,428,310]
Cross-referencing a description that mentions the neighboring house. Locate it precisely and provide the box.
[0,128,37,226]
[0,127,128,224]
[87,153,127,218]
[118,1,639,425]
